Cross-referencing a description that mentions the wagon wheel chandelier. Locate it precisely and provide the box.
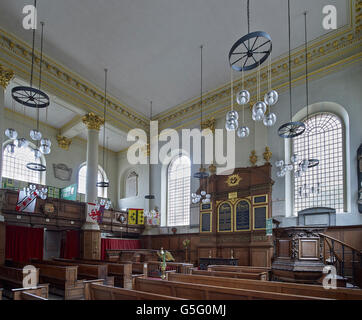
[228,0,272,72]
[96,69,110,188]
[11,1,50,110]
[226,0,278,133]
[277,0,305,139]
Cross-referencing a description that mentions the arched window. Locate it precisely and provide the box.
[167,155,191,226]
[2,141,45,185]
[293,112,345,214]
[78,163,108,198]
[125,170,138,198]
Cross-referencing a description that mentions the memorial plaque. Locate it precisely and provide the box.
[235,200,250,231]
[201,212,211,232]
[218,202,232,231]
[254,206,267,230]
[201,203,212,211]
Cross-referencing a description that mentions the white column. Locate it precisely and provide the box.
[82,112,104,230]
[0,65,14,223]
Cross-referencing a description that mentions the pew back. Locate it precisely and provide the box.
[191,269,267,280]
[134,278,328,300]
[168,273,362,300]
[86,282,185,300]
[207,265,271,280]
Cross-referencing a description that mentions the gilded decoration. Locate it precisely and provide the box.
[0,64,14,89]
[249,150,258,166]
[263,147,272,163]
[208,163,217,175]
[56,135,72,150]
[82,112,104,131]
[226,174,242,187]
[201,117,216,133]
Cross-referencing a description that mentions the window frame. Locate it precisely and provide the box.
[166,154,191,227]
[2,140,46,185]
[291,111,346,215]
[77,162,108,199]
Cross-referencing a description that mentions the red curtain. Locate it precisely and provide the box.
[101,238,141,260]
[5,225,44,263]
[61,230,80,259]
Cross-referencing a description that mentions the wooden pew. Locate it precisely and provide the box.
[191,269,267,280]
[147,261,193,275]
[168,273,362,300]
[0,265,49,299]
[134,277,329,300]
[33,259,114,286]
[54,258,132,288]
[208,265,271,280]
[12,288,49,300]
[6,260,84,300]
[86,282,186,300]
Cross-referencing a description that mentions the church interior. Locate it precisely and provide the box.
[0,0,361,302]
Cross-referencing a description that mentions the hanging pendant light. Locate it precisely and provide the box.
[96,69,110,188]
[11,1,50,109]
[26,21,48,173]
[278,0,305,138]
[237,65,250,138]
[145,100,155,200]
[194,45,209,179]
[192,45,211,204]
[229,0,272,72]
[225,69,239,131]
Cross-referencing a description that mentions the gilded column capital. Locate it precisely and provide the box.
[56,135,72,150]
[0,64,14,89]
[82,112,104,131]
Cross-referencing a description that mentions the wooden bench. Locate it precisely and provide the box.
[6,260,84,300]
[191,269,267,280]
[12,288,49,300]
[0,265,49,299]
[208,265,271,280]
[134,277,329,300]
[147,261,193,275]
[85,282,185,300]
[44,259,114,286]
[54,258,132,288]
[168,273,362,300]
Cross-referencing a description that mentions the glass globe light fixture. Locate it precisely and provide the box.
[294,169,302,178]
[275,160,284,168]
[5,128,18,140]
[226,110,239,121]
[263,112,277,127]
[205,194,211,199]
[286,164,294,171]
[236,90,250,105]
[39,145,51,155]
[291,153,299,164]
[30,129,42,141]
[14,138,29,148]
[40,138,51,147]
[300,159,309,172]
[6,142,16,154]
[252,101,267,117]
[252,112,264,122]
[200,190,207,196]
[264,90,279,106]
[33,148,42,159]
[276,170,285,178]
[225,119,238,131]
[191,193,197,199]
[237,126,250,138]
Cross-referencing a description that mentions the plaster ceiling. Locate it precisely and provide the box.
[0,0,349,118]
